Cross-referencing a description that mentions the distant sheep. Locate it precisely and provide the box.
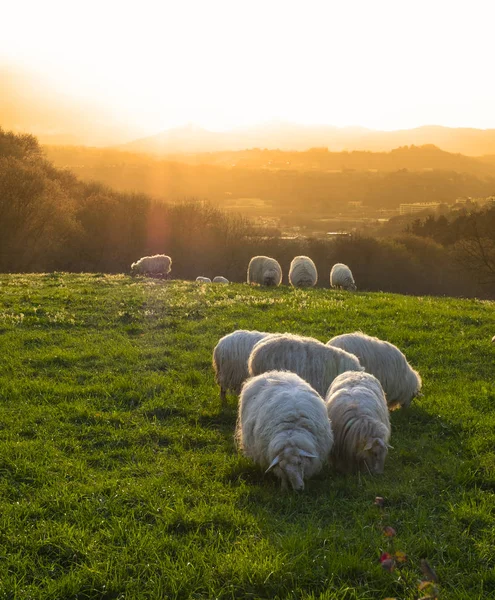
[131,255,172,277]
[330,263,356,291]
[289,256,318,287]
[196,276,211,283]
[236,370,334,491]
[247,256,282,287]
[327,331,422,409]
[248,333,364,398]
[325,371,391,474]
[213,330,272,406]
[212,276,229,284]
[492,335,495,344]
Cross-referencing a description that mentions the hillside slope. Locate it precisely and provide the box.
[0,274,494,599]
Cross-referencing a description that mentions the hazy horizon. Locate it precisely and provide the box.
[2,0,495,146]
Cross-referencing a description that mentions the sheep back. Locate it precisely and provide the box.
[213,330,272,396]
[327,332,422,408]
[330,263,356,291]
[247,256,282,287]
[131,254,172,276]
[248,333,363,397]
[289,256,318,287]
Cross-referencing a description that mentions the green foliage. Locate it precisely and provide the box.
[1,128,493,298]
[0,274,494,598]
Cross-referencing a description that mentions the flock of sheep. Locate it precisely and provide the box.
[213,330,422,491]
[130,254,357,290]
[130,253,423,491]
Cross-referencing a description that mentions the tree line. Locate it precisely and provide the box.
[1,128,493,298]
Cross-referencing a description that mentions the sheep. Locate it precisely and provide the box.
[196,276,211,283]
[330,263,356,291]
[212,330,272,406]
[327,331,422,409]
[212,276,229,284]
[236,370,334,491]
[492,335,495,343]
[131,254,172,277]
[248,333,364,398]
[289,256,318,287]
[247,256,282,287]
[325,371,391,474]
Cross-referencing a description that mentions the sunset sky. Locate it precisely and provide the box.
[2,0,494,140]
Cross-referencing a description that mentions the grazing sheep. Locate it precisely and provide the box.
[249,333,364,398]
[196,276,211,283]
[289,256,318,287]
[492,335,495,344]
[131,254,172,277]
[325,371,391,474]
[247,256,282,287]
[213,330,272,406]
[330,263,356,291]
[236,370,334,491]
[327,332,422,409]
[212,276,229,284]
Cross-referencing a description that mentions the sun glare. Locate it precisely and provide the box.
[2,0,495,137]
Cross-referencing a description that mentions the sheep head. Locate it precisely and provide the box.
[266,448,317,491]
[358,438,388,475]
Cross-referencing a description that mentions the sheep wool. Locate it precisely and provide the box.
[212,276,229,284]
[247,256,282,287]
[248,333,364,398]
[325,371,391,474]
[327,331,422,409]
[131,254,172,277]
[289,256,318,287]
[212,330,272,406]
[196,276,212,283]
[330,263,356,291]
[236,370,334,491]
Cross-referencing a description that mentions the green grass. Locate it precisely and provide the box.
[0,273,494,599]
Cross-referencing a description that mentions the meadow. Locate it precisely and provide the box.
[0,273,494,599]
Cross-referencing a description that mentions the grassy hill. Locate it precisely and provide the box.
[0,274,494,599]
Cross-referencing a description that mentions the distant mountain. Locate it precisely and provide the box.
[121,123,495,156]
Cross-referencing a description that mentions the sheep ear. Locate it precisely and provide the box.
[265,456,280,473]
[363,440,373,451]
[299,450,317,459]
[387,444,394,449]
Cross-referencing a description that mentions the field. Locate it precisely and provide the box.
[0,274,494,599]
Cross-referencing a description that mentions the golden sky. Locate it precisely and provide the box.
[2,0,495,138]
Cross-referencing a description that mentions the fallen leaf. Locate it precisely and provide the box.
[383,526,396,537]
[374,496,385,507]
[420,559,439,583]
[394,550,407,563]
[381,558,395,572]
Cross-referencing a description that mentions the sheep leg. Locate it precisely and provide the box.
[220,388,227,409]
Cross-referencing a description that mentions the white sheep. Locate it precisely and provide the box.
[248,333,364,398]
[236,370,334,491]
[325,371,391,474]
[289,256,318,287]
[196,276,212,283]
[247,256,282,287]
[330,263,356,291]
[327,331,422,409]
[212,330,272,406]
[131,254,172,277]
[492,335,495,344]
[212,276,229,284]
